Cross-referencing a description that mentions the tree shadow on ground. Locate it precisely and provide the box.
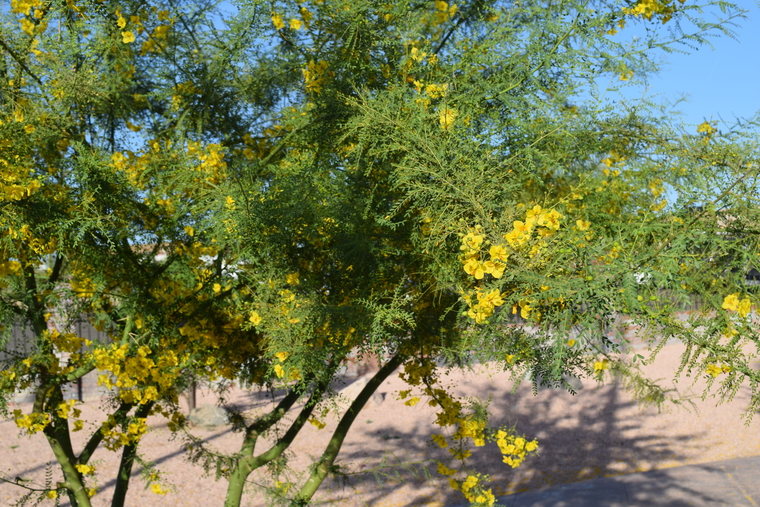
[192,370,370,416]
[312,374,712,507]
[2,426,234,507]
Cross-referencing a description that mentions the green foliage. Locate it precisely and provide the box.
[1,0,759,505]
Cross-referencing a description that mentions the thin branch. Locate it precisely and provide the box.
[0,35,43,87]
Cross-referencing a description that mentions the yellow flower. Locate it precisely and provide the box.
[477,288,504,309]
[150,483,169,495]
[461,475,478,492]
[19,18,36,36]
[738,297,751,318]
[504,220,533,247]
[410,47,426,62]
[705,363,723,378]
[697,121,717,135]
[275,351,289,362]
[289,18,302,30]
[431,434,448,448]
[593,359,609,373]
[460,230,484,252]
[57,400,77,419]
[575,219,590,231]
[538,209,563,230]
[722,293,740,312]
[46,490,58,499]
[489,244,508,262]
[425,83,449,99]
[463,258,486,279]
[299,6,312,23]
[302,60,331,93]
[436,462,456,476]
[75,464,95,475]
[271,13,285,30]
[404,396,420,406]
[618,69,633,81]
[308,417,325,429]
[438,107,457,130]
[273,364,285,378]
[482,260,505,278]
[249,311,262,326]
[121,31,135,43]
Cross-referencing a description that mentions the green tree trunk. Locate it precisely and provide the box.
[111,403,153,507]
[45,420,91,507]
[293,353,403,505]
[224,379,331,507]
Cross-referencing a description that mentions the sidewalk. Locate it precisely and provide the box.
[495,455,760,506]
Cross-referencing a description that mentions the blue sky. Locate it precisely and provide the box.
[629,1,760,129]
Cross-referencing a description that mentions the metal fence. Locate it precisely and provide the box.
[2,319,110,403]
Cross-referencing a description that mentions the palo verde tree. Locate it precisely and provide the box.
[1,0,759,506]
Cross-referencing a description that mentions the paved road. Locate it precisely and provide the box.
[495,455,760,506]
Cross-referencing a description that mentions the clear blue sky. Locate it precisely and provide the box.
[631,1,760,129]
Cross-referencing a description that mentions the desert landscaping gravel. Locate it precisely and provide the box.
[2,340,759,506]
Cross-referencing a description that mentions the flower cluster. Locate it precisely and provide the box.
[91,344,181,404]
[100,415,148,450]
[0,168,42,202]
[272,351,290,379]
[56,400,84,431]
[0,260,22,288]
[622,0,683,23]
[438,107,457,131]
[722,293,751,318]
[449,473,496,506]
[422,0,458,27]
[458,206,563,324]
[303,60,332,94]
[460,226,508,281]
[705,363,732,378]
[697,121,717,136]
[46,329,91,354]
[400,358,538,506]
[189,142,228,185]
[12,410,52,434]
[494,430,539,468]
[463,288,506,324]
[503,205,562,249]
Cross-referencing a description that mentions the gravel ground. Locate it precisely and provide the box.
[2,340,759,507]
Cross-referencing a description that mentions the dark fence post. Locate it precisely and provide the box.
[190,379,197,412]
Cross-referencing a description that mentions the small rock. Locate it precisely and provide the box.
[189,404,228,428]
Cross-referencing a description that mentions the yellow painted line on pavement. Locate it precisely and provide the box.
[721,469,758,507]
[497,452,760,498]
